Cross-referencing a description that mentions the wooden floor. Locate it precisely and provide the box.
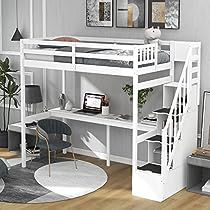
[0,150,210,210]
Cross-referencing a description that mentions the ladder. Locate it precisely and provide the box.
[132,43,201,202]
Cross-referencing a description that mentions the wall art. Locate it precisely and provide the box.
[148,0,180,29]
[116,0,145,28]
[86,0,113,27]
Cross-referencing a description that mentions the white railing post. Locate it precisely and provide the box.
[72,42,76,70]
[197,44,201,105]
[178,88,182,131]
[20,40,26,168]
[161,128,168,180]
[187,48,192,106]
[154,43,158,69]
[132,46,139,176]
[169,119,173,160]
[183,74,186,109]
[173,100,177,138]
[170,41,175,81]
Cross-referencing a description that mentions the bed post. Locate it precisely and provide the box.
[29,0,34,39]
[42,0,47,109]
[20,40,26,168]
[132,46,139,192]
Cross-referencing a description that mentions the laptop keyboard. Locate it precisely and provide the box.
[74,110,99,116]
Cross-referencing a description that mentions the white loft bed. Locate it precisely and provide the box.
[18,36,201,202]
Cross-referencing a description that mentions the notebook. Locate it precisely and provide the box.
[75,93,105,115]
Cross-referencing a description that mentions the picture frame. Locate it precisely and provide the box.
[86,0,113,27]
[148,0,180,29]
[201,91,210,147]
[116,0,145,28]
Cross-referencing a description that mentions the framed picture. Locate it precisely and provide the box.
[116,0,145,28]
[148,0,180,29]
[201,91,210,147]
[86,0,113,27]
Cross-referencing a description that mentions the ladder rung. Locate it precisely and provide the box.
[137,76,172,90]
[146,135,174,144]
[191,67,199,74]
[192,55,199,61]
[164,82,187,88]
[191,78,198,85]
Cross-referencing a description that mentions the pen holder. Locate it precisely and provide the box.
[102,106,109,116]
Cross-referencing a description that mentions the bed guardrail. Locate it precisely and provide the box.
[21,39,171,77]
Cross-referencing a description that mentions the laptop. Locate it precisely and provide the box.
[74,93,105,115]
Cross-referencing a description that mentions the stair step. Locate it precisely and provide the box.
[146,135,174,144]
[154,107,184,116]
[138,163,161,174]
[153,108,170,115]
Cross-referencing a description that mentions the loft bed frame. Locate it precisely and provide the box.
[19,36,201,202]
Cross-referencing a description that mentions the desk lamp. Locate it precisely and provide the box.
[25,85,43,115]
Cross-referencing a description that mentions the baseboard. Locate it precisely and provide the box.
[71,147,144,166]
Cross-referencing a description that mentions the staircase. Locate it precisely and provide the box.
[132,43,201,202]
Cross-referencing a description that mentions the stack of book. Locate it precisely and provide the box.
[202,180,210,193]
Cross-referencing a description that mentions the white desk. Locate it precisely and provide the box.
[9,108,156,166]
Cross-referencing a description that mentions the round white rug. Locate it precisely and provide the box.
[34,160,107,199]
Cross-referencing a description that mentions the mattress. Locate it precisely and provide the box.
[54,47,170,68]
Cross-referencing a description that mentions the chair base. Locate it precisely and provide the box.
[30,150,78,177]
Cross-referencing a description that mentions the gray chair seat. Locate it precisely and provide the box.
[37,139,71,151]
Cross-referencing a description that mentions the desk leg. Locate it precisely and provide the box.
[106,125,110,167]
[63,118,68,154]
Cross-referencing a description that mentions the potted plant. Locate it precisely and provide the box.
[122,84,153,113]
[0,58,20,148]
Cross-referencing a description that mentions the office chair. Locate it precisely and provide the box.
[32,118,77,177]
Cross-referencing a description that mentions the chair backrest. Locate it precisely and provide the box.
[37,118,72,136]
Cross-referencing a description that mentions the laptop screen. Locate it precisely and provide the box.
[83,93,105,112]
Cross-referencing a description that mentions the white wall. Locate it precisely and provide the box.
[1,0,208,158]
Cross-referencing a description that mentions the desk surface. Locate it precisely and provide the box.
[51,108,155,131]
[8,108,155,133]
